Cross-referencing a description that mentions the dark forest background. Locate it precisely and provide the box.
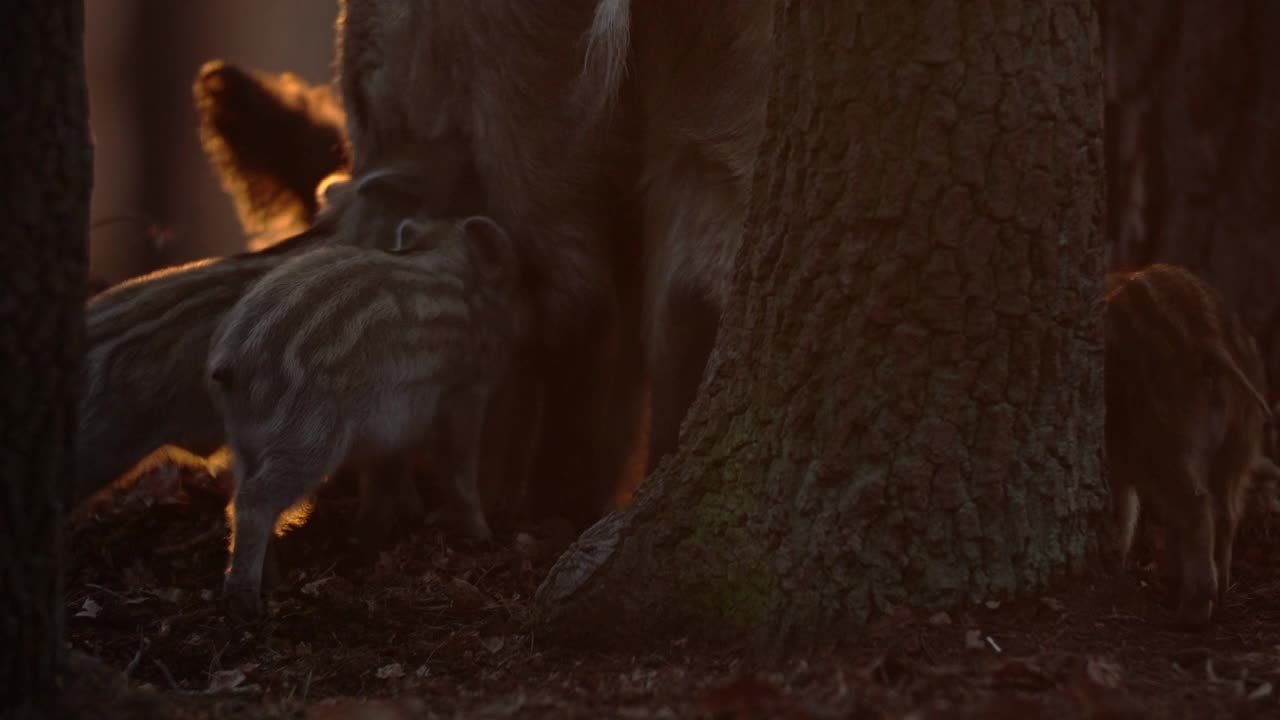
[86,1,334,286]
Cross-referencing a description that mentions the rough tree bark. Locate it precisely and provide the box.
[538,1,1108,648]
[1104,0,1280,387]
[0,0,92,715]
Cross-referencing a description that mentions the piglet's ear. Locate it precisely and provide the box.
[315,172,352,210]
[194,60,349,235]
[393,218,429,253]
[460,216,514,279]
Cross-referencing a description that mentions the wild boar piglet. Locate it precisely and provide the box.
[74,174,433,512]
[1106,263,1272,627]
[76,230,329,509]
[209,215,524,616]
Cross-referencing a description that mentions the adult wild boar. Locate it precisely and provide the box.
[338,0,778,503]
[622,0,773,468]
[337,0,646,527]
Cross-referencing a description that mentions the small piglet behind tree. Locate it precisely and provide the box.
[1105,263,1273,627]
[209,216,524,616]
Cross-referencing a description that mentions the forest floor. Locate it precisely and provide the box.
[58,460,1280,720]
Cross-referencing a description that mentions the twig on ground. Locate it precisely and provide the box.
[161,607,218,627]
[85,582,131,603]
[124,638,149,677]
[154,659,180,691]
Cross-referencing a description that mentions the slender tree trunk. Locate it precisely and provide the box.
[538,0,1107,649]
[0,0,92,714]
[1105,0,1280,389]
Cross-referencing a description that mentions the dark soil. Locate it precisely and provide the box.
[60,461,1280,719]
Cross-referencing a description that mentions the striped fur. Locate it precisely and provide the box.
[210,217,523,616]
[1105,263,1271,626]
[74,200,416,511]
[76,233,324,508]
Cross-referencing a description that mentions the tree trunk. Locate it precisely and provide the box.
[0,0,92,715]
[1104,0,1280,390]
[538,1,1107,649]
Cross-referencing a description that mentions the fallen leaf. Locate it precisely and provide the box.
[513,533,539,557]
[206,669,246,693]
[1040,597,1065,612]
[302,578,333,597]
[444,577,489,611]
[1087,657,1123,689]
[927,612,952,626]
[965,629,985,651]
[375,663,404,680]
[480,636,505,654]
[76,597,101,619]
[1249,682,1273,701]
[302,576,354,600]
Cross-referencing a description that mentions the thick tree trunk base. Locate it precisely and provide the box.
[0,0,91,713]
[538,1,1109,650]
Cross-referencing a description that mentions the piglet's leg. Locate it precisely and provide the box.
[1113,482,1140,573]
[1160,531,1182,608]
[1213,485,1246,614]
[1173,493,1218,629]
[506,379,545,524]
[353,454,426,547]
[262,536,283,590]
[224,455,325,618]
[438,386,493,543]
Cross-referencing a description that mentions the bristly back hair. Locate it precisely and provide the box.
[574,0,631,123]
[1107,263,1271,419]
[193,60,350,241]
